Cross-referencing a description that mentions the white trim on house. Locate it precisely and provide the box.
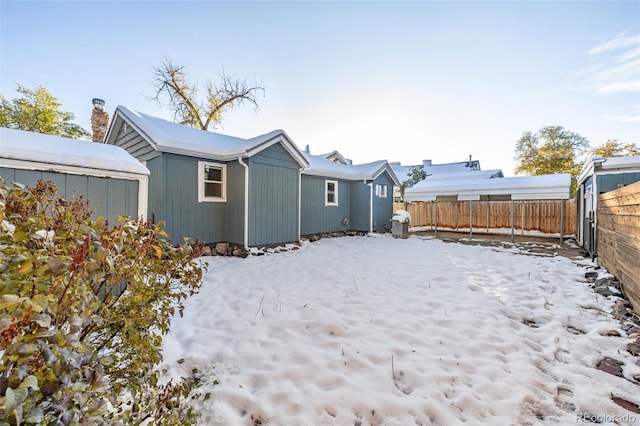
[198,161,227,203]
[325,179,338,206]
[375,184,388,198]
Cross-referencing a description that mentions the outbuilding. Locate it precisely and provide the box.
[104,106,309,248]
[576,155,640,257]
[0,127,149,224]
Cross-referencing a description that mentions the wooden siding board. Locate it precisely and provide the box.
[226,161,245,245]
[244,145,301,246]
[248,160,299,246]
[372,173,395,232]
[597,181,640,313]
[87,176,109,220]
[0,167,17,181]
[348,181,369,232]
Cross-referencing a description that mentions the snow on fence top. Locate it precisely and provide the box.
[0,127,149,176]
[405,173,571,201]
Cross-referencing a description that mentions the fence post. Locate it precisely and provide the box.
[560,199,564,244]
[511,199,515,243]
[434,199,438,237]
[486,199,489,233]
[469,200,473,238]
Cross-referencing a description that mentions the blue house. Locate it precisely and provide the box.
[0,127,149,225]
[576,155,640,257]
[104,106,309,248]
[300,150,400,235]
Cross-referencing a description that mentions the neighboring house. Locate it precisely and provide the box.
[301,150,400,235]
[390,157,502,201]
[104,106,309,248]
[576,155,640,257]
[0,127,149,225]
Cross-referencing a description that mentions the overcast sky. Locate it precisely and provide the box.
[1,1,638,175]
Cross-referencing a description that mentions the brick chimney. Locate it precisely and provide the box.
[91,98,109,142]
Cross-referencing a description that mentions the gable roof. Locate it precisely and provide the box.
[105,106,309,168]
[302,152,400,184]
[0,127,149,176]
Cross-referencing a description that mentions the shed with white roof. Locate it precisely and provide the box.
[0,127,149,224]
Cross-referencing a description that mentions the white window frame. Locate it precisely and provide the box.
[325,179,339,206]
[198,161,227,203]
[375,184,388,198]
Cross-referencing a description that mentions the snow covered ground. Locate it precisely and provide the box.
[162,234,640,425]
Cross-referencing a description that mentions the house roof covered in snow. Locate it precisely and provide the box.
[577,155,640,184]
[0,127,149,176]
[303,152,400,184]
[405,173,572,201]
[390,158,497,184]
[105,106,309,168]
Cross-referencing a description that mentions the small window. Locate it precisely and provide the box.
[325,180,338,206]
[198,161,226,202]
[376,184,387,198]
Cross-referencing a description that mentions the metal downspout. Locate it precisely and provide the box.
[238,157,249,250]
[367,181,373,233]
[298,168,303,242]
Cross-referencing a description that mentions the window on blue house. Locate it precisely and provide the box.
[325,180,338,206]
[375,184,387,198]
[198,161,226,202]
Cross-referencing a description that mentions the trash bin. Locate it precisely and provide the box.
[391,210,410,239]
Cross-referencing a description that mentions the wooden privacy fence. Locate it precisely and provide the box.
[598,181,640,314]
[394,199,576,237]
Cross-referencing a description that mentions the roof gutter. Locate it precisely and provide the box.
[238,157,250,250]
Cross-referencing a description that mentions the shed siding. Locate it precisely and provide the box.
[160,154,227,244]
[372,172,395,232]
[248,144,301,246]
[597,172,640,194]
[301,175,351,235]
[111,121,159,162]
[0,167,139,225]
[349,181,371,232]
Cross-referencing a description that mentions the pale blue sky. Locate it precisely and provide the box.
[1,0,639,175]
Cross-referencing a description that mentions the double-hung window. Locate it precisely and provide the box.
[325,180,338,206]
[198,161,226,202]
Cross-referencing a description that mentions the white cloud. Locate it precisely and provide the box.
[588,31,640,54]
[580,31,640,94]
[602,107,640,123]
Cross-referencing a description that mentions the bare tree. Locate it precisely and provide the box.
[152,58,264,130]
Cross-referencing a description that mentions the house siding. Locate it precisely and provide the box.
[248,144,301,246]
[349,181,371,232]
[155,153,228,244]
[112,120,160,162]
[301,175,351,235]
[0,167,139,225]
[372,172,395,232]
[596,172,640,194]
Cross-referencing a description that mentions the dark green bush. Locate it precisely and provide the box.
[0,179,204,425]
